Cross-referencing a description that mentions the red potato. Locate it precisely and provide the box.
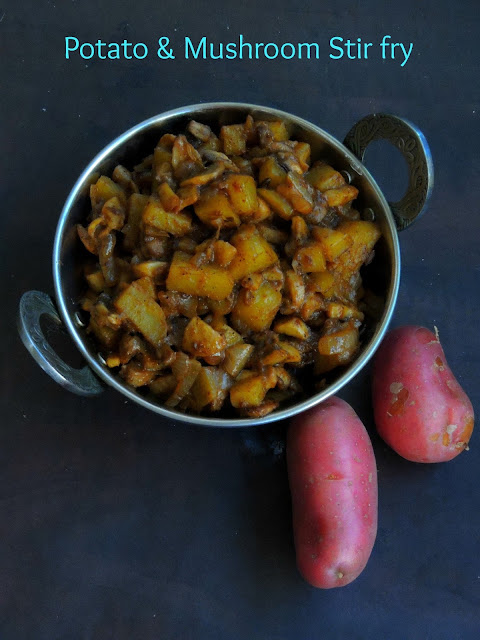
[372,326,474,463]
[287,397,378,588]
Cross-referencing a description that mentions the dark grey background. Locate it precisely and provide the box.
[2,1,479,638]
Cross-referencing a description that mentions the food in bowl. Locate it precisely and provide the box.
[77,115,381,417]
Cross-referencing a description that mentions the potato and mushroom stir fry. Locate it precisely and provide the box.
[77,116,381,417]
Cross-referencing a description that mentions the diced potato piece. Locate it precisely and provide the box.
[85,270,106,293]
[258,157,287,187]
[194,191,241,228]
[276,172,314,214]
[228,228,279,281]
[222,343,254,377]
[230,368,277,408]
[257,188,294,220]
[182,317,227,364]
[213,240,237,267]
[231,282,282,332]
[191,367,231,410]
[326,302,364,321]
[293,142,311,168]
[309,271,336,297]
[274,317,310,340]
[316,322,359,374]
[257,120,289,141]
[306,163,345,191]
[90,175,127,209]
[220,124,247,155]
[166,251,235,300]
[114,278,167,347]
[312,226,353,262]
[294,243,327,272]
[225,174,258,216]
[157,182,180,212]
[132,260,168,282]
[124,193,149,250]
[143,199,192,236]
[210,317,243,347]
[149,374,176,396]
[334,220,382,274]
[323,185,359,207]
[133,275,156,298]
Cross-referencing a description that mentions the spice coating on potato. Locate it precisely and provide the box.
[372,326,474,463]
[287,397,378,588]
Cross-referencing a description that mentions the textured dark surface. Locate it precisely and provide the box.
[2,1,480,638]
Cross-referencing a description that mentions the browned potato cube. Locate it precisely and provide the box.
[132,261,168,282]
[194,190,241,228]
[316,321,359,373]
[143,199,192,236]
[257,120,289,141]
[229,368,277,408]
[309,271,336,297]
[231,282,282,332]
[312,226,353,262]
[228,228,279,281]
[114,278,167,347]
[222,343,254,378]
[306,163,345,191]
[166,251,235,301]
[90,175,127,209]
[257,188,294,220]
[323,185,359,207]
[225,174,258,216]
[334,220,381,274]
[258,157,287,187]
[182,317,227,364]
[294,243,327,272]
[220,124,247,155]
[276,172,314,214]
[213,240,237,267]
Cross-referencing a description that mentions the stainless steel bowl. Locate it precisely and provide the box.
[18,102,433,427]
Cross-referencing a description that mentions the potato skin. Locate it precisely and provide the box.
[372,326,474,463]
[287,397,378,588]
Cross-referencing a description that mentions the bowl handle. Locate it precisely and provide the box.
[18,290,103,396]
[343,113,434,230]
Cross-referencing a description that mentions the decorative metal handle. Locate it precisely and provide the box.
[18,290,103,396]
[343,113,434,231]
